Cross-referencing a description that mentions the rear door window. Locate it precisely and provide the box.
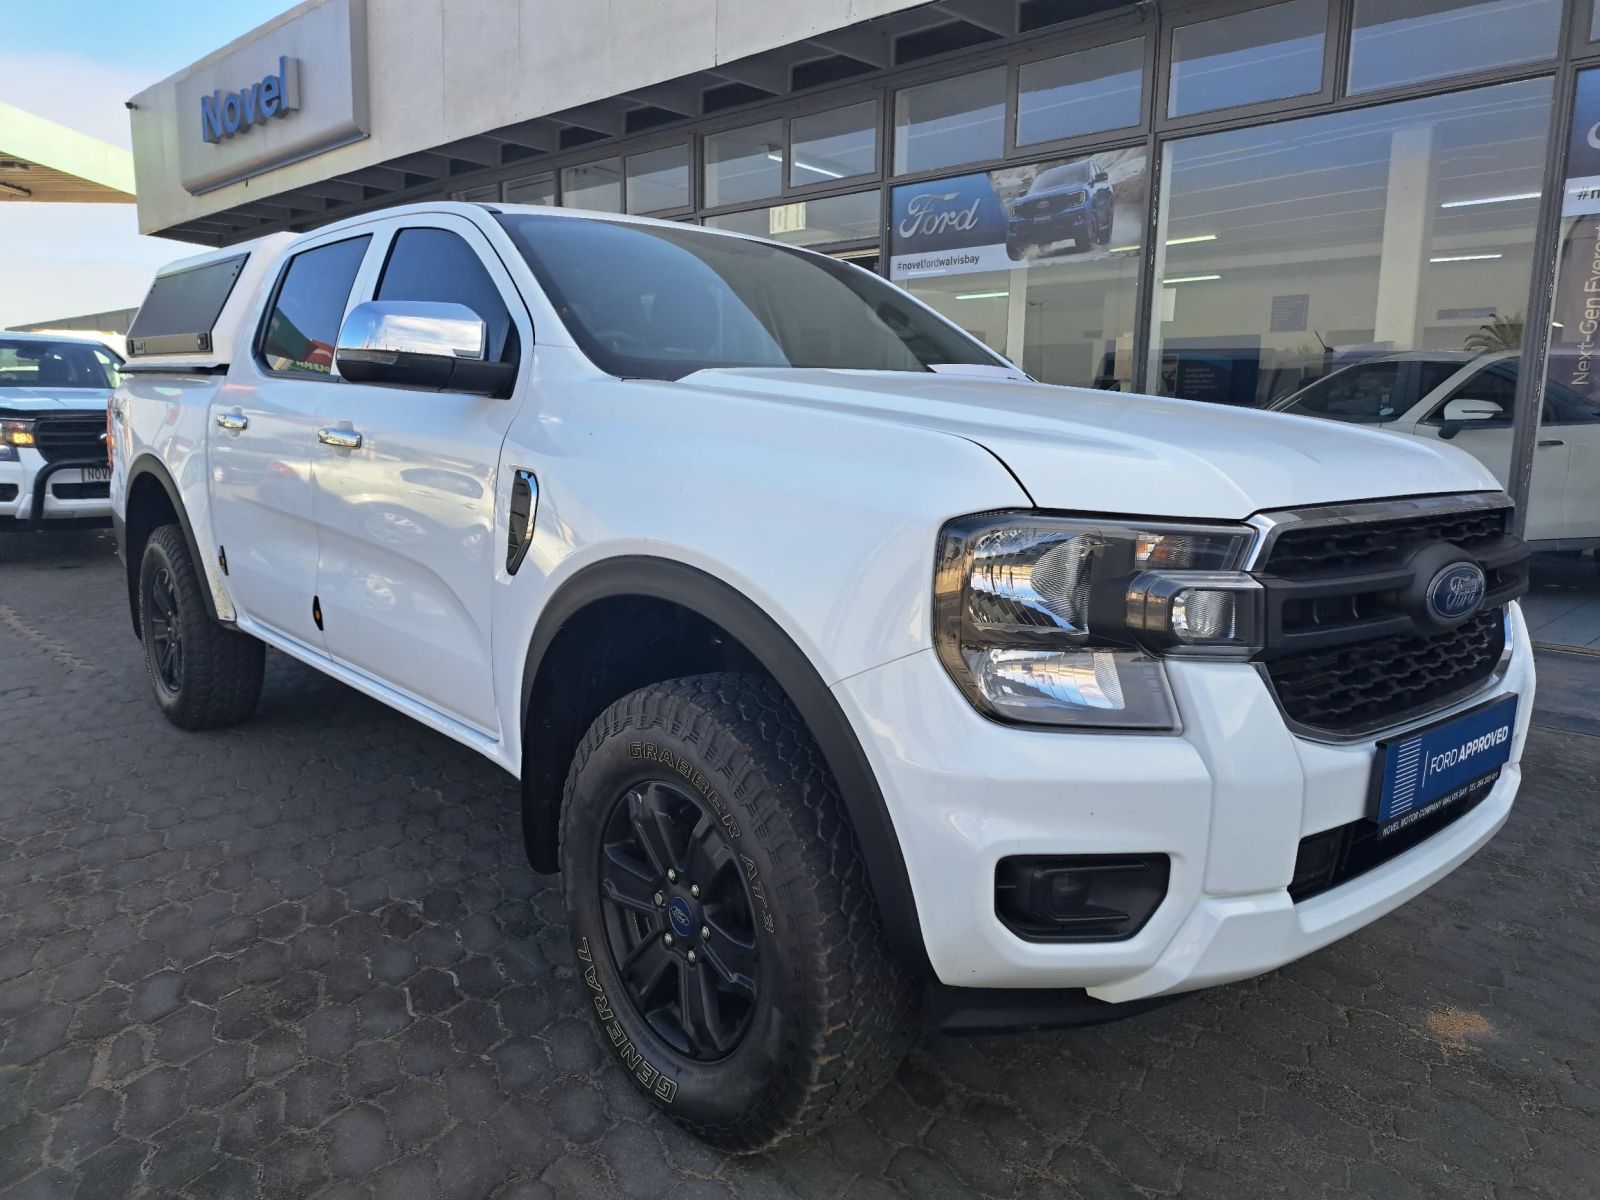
[259,237,371,376]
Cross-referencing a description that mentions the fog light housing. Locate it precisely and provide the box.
[994,854,1170,942]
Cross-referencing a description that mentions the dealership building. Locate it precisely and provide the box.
[129,0,1600,647]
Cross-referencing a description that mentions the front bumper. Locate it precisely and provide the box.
[833,603,1534,1001]
[0,452,113,527]
[1007,210,1089,240]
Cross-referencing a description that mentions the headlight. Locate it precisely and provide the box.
[2,419,36,447]
[933,513,1261,730]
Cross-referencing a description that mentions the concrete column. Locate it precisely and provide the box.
[1373,124,1437,349]
[1005,267,1029,367]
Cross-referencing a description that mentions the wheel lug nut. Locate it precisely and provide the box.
[686,950,697,964]
[689,884,700,898]
[700,925,710,940]
[667,869,678,883]
[653,891,665,906]
[664,933,674,946]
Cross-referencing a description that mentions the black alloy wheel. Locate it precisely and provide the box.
[137,523,265,730]
[597,779,759,1062]
[145,564,184,694]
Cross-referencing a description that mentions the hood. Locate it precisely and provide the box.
[673,368,1500,519]
[0,386,114,416]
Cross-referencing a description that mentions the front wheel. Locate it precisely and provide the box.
[139,524,264,730]
[559,673,916,1152]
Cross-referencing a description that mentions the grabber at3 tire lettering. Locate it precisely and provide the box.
[559,672,918,1152]
[138,524,265,730]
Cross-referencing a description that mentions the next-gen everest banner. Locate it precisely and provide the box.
[889,148,1148,282]
[1552,68,1600,404]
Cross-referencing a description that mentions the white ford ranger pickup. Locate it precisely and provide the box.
[0,332,121,531]
[110,202,1535,1150]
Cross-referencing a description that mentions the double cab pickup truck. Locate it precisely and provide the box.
[111,201,1534,1150]
[0,331,120,531]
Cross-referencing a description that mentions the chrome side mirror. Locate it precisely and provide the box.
[334,300,515,397]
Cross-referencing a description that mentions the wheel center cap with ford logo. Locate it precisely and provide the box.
[667,895,696,939]
[1426,561,1487,624]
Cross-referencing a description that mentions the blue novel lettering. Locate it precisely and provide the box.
[201,56,300,144]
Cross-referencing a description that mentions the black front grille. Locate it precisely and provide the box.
[1255,499,1525,736]
[33,416,107,465]
[1288,771,1497,902]
[1266,506,1509,578]
[1265,609,1505,735]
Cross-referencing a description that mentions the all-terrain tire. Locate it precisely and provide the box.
[139,524,264,730]
[559,672,917,1152]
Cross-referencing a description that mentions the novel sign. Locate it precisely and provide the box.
[173,0,368,196]
[200,57,300,143]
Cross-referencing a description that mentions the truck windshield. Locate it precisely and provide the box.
[496,214,1003,382]
[0,338,121,389]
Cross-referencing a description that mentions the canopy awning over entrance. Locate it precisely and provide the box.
[0,102,136,204]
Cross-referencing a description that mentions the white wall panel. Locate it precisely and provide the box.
[129,0,928,235]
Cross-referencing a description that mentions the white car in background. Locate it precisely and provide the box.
[0,332,120,530]
[1274,350,1600,550]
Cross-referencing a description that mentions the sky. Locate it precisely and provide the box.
[0,0,300,329]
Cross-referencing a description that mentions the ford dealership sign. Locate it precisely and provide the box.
[174,0,368,196]
[200,57,300,143]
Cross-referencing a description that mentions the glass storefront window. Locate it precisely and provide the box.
[1527,66,1600,646]
[703,190,880,247]
[1168,0,1326,118]
[1348,0,1561,95]
[1017,38,1144,147]
[894,68,1006,175]
[561,159,622,213]
[1149,78,1550,419]
[890,150,1146,388]
[790,102,878,187]
[503,173,554,205]
[626,145,690,213]
[1593,0,1600,40]
[704,120,783,208]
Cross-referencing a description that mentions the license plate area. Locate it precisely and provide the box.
[76,467,111,483]
[1370,694,1517,839]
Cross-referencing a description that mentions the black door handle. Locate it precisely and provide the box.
[1537,439,1565,448]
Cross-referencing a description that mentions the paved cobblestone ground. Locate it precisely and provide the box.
[1,529,1597,1200]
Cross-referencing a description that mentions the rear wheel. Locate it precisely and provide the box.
[139,524,264,730]
[559,673,916,1152]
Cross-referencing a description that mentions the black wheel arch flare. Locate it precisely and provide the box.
[121,455,221,638]
[519,556,934,977]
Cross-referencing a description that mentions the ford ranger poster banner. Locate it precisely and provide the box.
[889,149,1147,281]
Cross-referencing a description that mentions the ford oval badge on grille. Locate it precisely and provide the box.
[1426,562,1487,624]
